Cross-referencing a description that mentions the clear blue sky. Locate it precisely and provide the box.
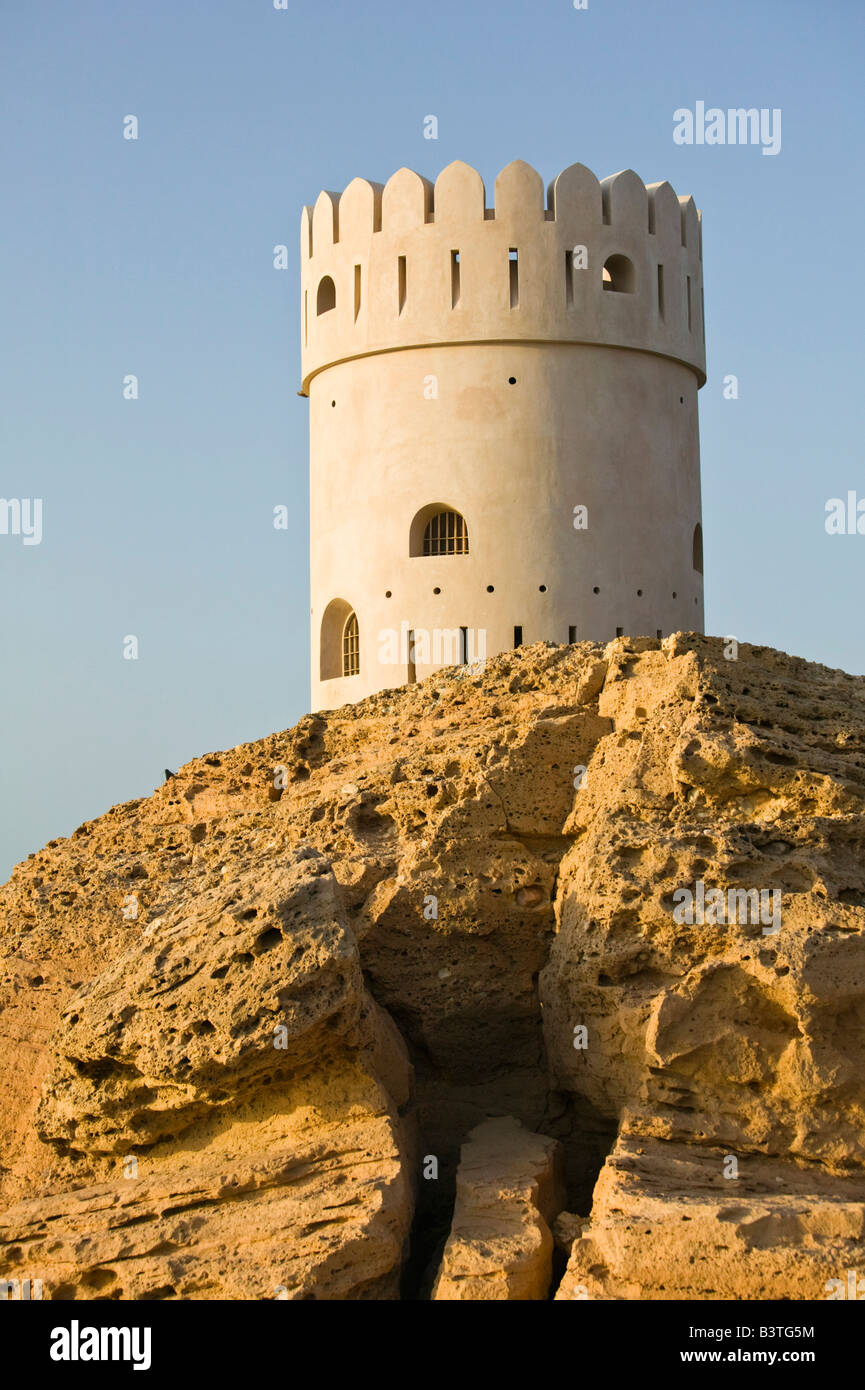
[2,0,863,883]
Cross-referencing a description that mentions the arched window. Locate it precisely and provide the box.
[423,510,469,555]
[602,255,635,294]
[320,598,358,680]
[692,522,703,575]
[409,504,471,557]
[317,275,336,315]
[342,612,359,676]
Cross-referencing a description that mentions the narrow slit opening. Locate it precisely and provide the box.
[451,250,460,308]
[657,265,665,320]
[353,265,361,322]
[398,255,406,314]
[509,247,519,309]
[513,625,523,648]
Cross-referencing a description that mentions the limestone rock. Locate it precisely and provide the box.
[552,1209,585,1255]
[36,849,367,1154]
[1,847,414,1298]
[555,1128,865,1301]
[1,1067,411,1300]
[2,635,865,1300]
[541,636,865,1172]
[431,1116,565,1300]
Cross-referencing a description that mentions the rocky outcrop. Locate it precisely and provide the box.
[1,633,865,1299]
[431,1117,565,1300]
[0,1074,411,1300]
[542,638,865,1169]
[555,1128,865,1301]
[0,849,414,1299]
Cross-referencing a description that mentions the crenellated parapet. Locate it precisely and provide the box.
[299,159,705,393]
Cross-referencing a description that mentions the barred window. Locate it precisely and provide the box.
[342,612,359,676]
[423,510,469,556]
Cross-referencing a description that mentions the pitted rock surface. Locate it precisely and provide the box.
[2,634,864,1298]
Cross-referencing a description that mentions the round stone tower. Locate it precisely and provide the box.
[300,159,706,711]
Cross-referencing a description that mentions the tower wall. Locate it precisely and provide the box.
[301,160,706,712]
